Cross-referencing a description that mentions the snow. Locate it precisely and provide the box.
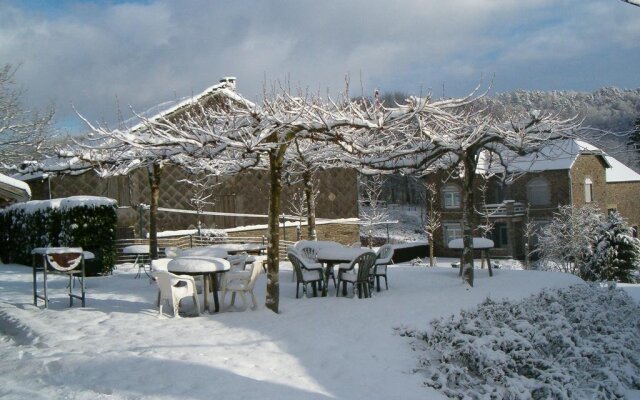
[448,237,495,249]
[0,172,31,197]
[2,256,638,399]
[484,139,640,183]
[1,196,117,214]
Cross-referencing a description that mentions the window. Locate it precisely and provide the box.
[526,178,550,206]
[442,185,461,209]
[490,223,509,248]
[443,222,462,245]
[584,178,593,203]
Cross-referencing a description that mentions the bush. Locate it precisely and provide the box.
[401,284,640,399]
[0,196,117,275]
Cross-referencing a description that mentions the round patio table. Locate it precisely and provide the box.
[316,247,371,296]
[167,257,230,313]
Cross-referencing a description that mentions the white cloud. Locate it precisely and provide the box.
[0,0,638,133]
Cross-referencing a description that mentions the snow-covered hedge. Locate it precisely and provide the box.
[401,284,640,399]
[0,196,117,275]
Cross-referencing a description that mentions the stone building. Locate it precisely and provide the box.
[428,139,640,259]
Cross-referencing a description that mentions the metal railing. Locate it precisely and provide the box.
[482,201,525,217]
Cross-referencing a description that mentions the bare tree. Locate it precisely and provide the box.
[179,171,220,235]
[421,182,441,267]
[343,86,582,287]
[285,138,338,240]
[0,64,54,166]
[359,174,390,247]
[538,204,604,278]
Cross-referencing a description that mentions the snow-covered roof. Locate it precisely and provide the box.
[125,78,253,134]
[483,139,640,183]
[0,172,31,204]
[1,196,117,214]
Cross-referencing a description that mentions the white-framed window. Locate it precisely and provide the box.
[442,184,461,209]
[443,221,463,246]
[526,178,550,206]
[584,177,593,203]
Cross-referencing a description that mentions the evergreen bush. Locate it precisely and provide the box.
[0,197,117,275]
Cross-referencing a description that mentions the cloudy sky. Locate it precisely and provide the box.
[2,0,639,134]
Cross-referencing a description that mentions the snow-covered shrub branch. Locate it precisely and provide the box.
[401,284,640,399]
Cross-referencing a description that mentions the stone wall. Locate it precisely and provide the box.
[569,154,609,210]
[606,182,640,229]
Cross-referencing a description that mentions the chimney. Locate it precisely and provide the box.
[219,76,237,91]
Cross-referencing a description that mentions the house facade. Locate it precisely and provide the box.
[428,140,640,259]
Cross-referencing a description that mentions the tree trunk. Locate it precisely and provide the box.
[429,233,435,267]
[147,163,162,260]
[265,146,286,313]
[461,155,476,287]
[303,170,317,240]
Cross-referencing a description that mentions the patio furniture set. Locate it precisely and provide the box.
[143,243,267,318]
[287,240,394,299]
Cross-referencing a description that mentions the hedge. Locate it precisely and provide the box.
[0,196,117,275]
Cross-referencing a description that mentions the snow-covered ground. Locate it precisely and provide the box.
[1,257,638,399]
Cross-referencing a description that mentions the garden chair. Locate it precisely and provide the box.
[287,251,324,298]
[371,244,394,291]
[336,251,377,298]
[152,270,200,318]
[299,246,336,287]
[163,246,182,258]
[220,260,262,311]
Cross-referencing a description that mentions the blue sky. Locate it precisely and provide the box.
[2,0,639,134]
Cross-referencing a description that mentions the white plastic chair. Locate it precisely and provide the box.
[220,261,262,311]
[163,247,182,258]
[152,270,200,318]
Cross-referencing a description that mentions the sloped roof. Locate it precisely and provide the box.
[0,172,31,205]
[482,139,640,183]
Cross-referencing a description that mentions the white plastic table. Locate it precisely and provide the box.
[167,257,230,313]
[31,247,93,308]
[316,247,371,296]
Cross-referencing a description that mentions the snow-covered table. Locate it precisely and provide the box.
[167,257,230,313]
[122,245,158,279]
[448,238,495,277]
[177,247,229,259]
[316,247,371,296]
[31,247,93,308]
[195,243,266,255]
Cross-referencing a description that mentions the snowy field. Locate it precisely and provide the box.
[1,257,638,399]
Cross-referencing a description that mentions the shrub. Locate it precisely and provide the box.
[401,284,640,399]
[0,196,117,275]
